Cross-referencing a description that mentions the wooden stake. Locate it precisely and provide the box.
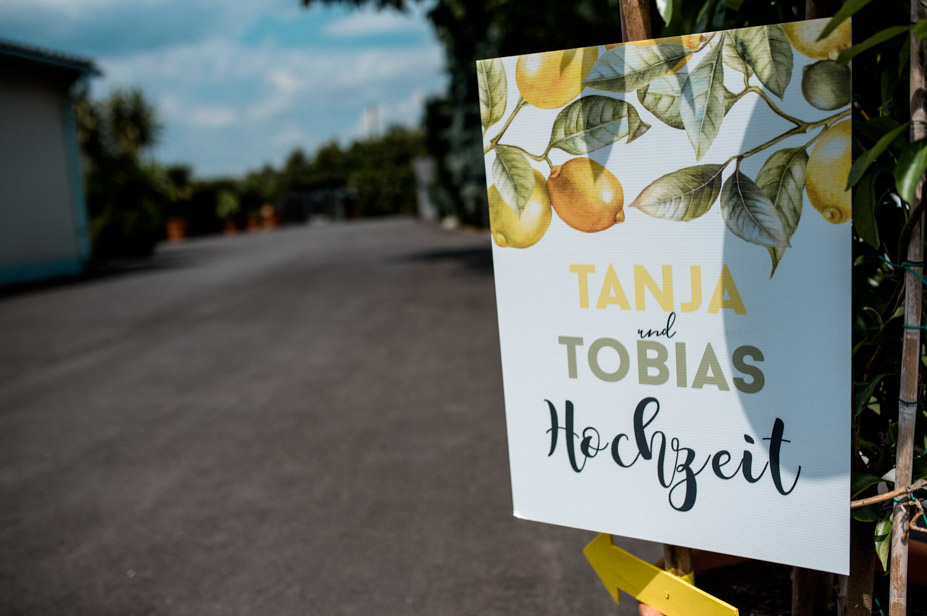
[805,0,842,20]
[618,0,652,43]
[663,544,694,582]
[889,4,927,613]
[620,0,696,593]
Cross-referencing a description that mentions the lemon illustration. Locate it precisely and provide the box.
[801,60,851,110]
[547,158,624,232]
[515,47,598,109]
[806,120,851,224]
[605,34,703,74]
[488,169,552,248]
[783,19,851,61]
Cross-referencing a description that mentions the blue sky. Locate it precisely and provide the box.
[0,0,445,177]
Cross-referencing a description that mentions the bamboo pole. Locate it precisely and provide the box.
[889,3,927,613]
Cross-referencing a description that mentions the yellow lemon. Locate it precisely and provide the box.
[515,47,599,109]
[806,120,851,224]
[783,19,851,61]
[488,169,552,248]
[547,158,624,233]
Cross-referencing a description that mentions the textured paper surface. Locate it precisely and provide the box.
[479,19,851,575]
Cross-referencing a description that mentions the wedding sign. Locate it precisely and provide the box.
[478,18,851,575]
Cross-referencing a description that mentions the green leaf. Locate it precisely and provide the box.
[655,0,675,26]
[695,0,726,32]
[721,170,790,248]
[637,73,687,130]
[755,148,807,277]
[639,76,739,132]
[630,164,724,221]
[584,42,690,94]
[767,246,785,277]
[852,505,881,523]
[846,122,910,190]
[875,514,893,572]
[914,451,927,479]
[723,87,739,114]
[895,137,927,204]
[836,26,911,65]
[853,168,881,248]
[818,0,871,41]
[854,374,889,416]
[852,471,887,498]
[855,117,902,143]
[548,96,650,155]
[914,18,927,40]
[722,32,752,76]
[680,37,725,161]
[491,145,535,216]
[733,25,793,99]
[756,147,807,238]
[477,59,507,130]
[899,34,911,80]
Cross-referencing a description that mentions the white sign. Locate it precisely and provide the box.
[479,19,851,574]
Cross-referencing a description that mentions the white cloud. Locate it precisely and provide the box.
[158,94,236,128]
[189,107,237,128]
[271,124,313,149]
[269,68,302,94]
[324,8,422,37]
[247,95,294,121]
[350,89,428,139]
[99,37,442,100]
[3,0,113,15]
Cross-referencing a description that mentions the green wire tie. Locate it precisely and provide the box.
[879,257,927,287]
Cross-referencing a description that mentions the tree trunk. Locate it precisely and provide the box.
[792,568,835,615]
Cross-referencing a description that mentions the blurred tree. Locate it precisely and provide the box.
[307,141,350,187]
[186,178,238,236]
[76,89,164,259]
[345,126,425,217]
[155,164,194,221]
[238,165,279,223]
[215,190,241,226]
[269,127,424,220]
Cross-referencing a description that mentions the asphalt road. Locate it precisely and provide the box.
[0,218,659,615]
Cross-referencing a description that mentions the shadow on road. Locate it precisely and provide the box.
[0,242,225,301]
[398,245,494,275]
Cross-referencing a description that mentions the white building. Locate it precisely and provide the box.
[0,41,98,286]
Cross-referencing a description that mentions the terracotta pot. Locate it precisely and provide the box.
[165,217,187,242]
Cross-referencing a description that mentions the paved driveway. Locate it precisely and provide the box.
[0,218,659,615]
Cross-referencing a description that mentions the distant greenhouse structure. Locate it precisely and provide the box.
[0,40,98,286]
